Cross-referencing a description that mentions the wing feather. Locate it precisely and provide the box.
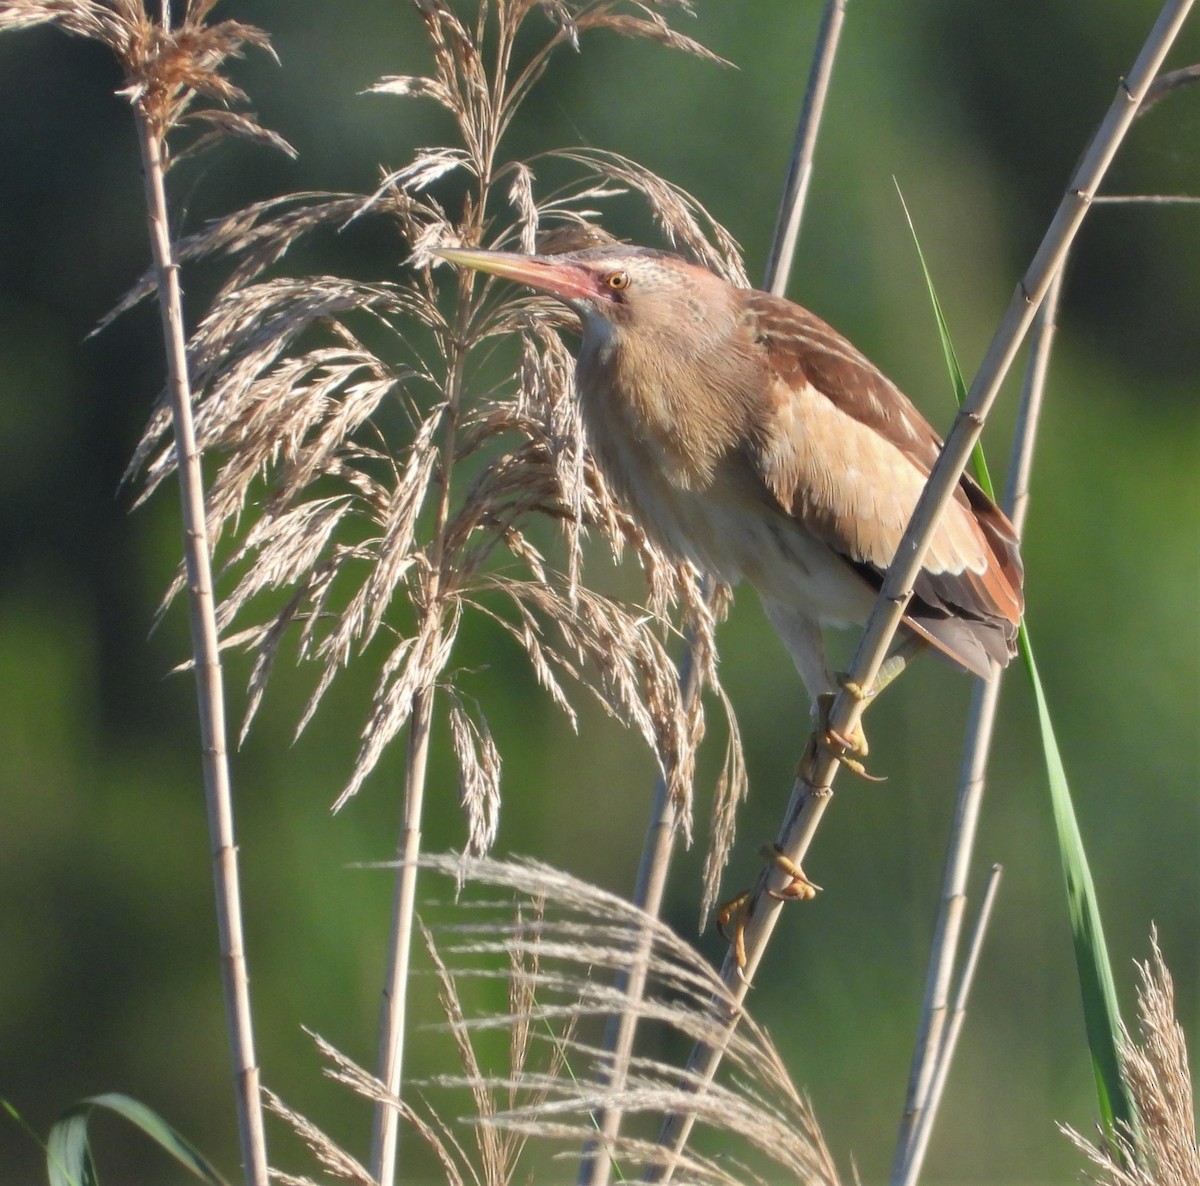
[740,290,1023,673]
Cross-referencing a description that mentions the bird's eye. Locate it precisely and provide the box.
[605,271,631,291]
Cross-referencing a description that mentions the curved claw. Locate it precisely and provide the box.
[759,843,821,900]
[715,890,753,945]
[835,674,875,703]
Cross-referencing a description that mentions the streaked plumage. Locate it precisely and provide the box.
[436,244,1023,702]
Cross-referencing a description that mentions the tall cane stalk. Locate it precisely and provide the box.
[134,113,269,1186]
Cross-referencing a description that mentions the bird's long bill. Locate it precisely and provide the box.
[433,247,599,303]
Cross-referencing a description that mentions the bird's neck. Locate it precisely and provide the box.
[577,320,755,493]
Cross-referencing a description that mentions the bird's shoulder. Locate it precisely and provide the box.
[739,289,943,474]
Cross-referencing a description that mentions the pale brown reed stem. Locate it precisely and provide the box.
[578,642,704,1186]
[370,680,436,1186]
[370,318,471,1186]
[763,0,847,301]
[901,863,1004,1182]
[133,113,269,1186]
[576,8,850,1185]
[649,3,1193,1178]
[891,265,1064,1186]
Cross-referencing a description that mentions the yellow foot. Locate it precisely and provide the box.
[716,844,822,970]
[834,674,875,704]
[758,842,821,902]
[812,691,885,782]
[715,889,754,971]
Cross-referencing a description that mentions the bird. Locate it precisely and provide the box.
[434,243,1024,745]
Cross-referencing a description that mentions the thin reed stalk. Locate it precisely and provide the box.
[133,112,269,1186]
[896,57,1200,1172]
[889,264,1065,1186]
[578,7,849,1182]
[763,0,846,301]
[900,865,1004,1182]
[0,8,290,1178]
[650,3,1193,1177]
[0,6,287,1178]
[578,642,703,1186]
[370,311,476,1186]
[370,681,437,1185]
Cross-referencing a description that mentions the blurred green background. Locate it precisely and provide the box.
[1,2,1197,1183]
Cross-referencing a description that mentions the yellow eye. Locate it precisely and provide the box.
[605,270,631,291]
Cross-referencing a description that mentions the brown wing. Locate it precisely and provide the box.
[740,290,1023,674]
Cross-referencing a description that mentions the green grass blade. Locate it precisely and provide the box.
[899,189,1136,1149]
[47,1094,231,1186]
[1018,626,1137,1143]
[894,180,995,498]
[5,1098,82,1186]
[46,1107,97,1186]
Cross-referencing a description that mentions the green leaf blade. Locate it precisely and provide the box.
[894,179,996,498]
[1019,627,1138,1145]
[46,1094,231,1186]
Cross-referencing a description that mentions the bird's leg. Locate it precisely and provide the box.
[717,844,821,970]
[837,634,925,702]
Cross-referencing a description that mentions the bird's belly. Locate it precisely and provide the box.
[694,497,875,629]
[599,433,874,628]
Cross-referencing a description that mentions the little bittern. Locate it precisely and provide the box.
[436,244,1023,712]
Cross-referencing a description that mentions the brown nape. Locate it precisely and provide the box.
[535,224,620,254]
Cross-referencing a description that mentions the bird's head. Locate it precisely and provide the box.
[433,244,741,362]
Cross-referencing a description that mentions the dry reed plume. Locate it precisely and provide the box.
[0,0,288,152]
[268,856,846,1186]
[1064,932,1199,1186]
[122,0,749,860]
